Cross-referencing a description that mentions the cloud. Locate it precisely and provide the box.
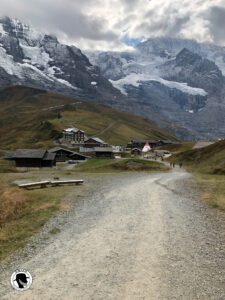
[0,0,121,49]
[123,0,225,45]
[136,8,190,37]
[205,5,225,45]
[0,0,225,50]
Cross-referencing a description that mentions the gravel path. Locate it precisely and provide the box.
[1,169,225,299]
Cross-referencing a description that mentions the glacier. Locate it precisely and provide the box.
[109,73,208,97]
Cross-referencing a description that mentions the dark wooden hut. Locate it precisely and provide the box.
[5,149,56,168]
[131,148,142,156]
[94,147,113,158]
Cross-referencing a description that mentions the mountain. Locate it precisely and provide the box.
[0,86,176,149]
[88,37,225,140]
[0,16,123,102]
[1,17,225,140]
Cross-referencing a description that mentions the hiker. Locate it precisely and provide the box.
[179,163,183,168]
[170,162,172,167]
[173,163,175,168]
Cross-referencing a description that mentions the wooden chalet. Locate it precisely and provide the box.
[49,147,75,162]
[5,149,56,168]
[84,137,108,148]
[94,147,113,158]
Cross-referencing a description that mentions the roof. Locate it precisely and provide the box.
[85,137,107,144]
[48,147,75,154]
[159,140,174,144]
[63,128,84,133]
[142,142,151,152]
[131,140,148,143]
[6,149,47,159]
[94,147,113,152]
[43,152,56,161]
[148,140,160,144]
[131,140,160,144]
[69,152,90,159]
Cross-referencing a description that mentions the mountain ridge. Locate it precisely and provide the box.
[0,16,124,102]
[1,17,225,140]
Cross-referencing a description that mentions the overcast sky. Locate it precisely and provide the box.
[1,0,225,50]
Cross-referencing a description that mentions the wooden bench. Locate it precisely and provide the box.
[18,180,84,189]
[50,180,84,187]
[18,181,50,189]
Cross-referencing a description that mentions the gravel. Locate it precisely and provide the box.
[1,169,225,299]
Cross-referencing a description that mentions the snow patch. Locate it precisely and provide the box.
[214,56,225,76]
[48,66,63,76]
[20,43,51,68]
[0,46,23,78]
[0,24,7,36]
[110,73,208,97]
[56,78,78,90]
[21,63,54,81]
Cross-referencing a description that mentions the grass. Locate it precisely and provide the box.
[0,159,17,173]
[169,140,225,174]
[158,142,195,153]
[0,185,73,261]
[193,173,225,210]
[73,158,169,173]
[169,140,225,210]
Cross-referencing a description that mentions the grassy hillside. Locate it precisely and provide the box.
[158,142,195,153]
[170,140,225,175]
[170,140,225,210]
[0,86,176,150]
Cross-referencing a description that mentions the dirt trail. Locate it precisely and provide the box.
[1,170,225,299]
[98,121,117,135]
[193,141,214,149]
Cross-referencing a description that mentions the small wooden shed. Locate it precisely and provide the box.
[95,147,113,158]
[131,148,142,156]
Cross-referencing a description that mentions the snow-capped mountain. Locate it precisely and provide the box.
[1,17,225,139]
[87,37,225,139]
[0,16,122,102]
